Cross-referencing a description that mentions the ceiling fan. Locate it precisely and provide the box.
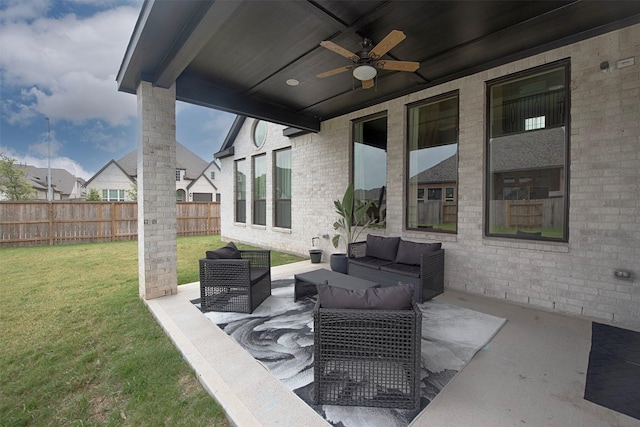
[317,30,420,89]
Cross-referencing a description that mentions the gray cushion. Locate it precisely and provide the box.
[317,282,413,310]
[380,263,421,278]
[394,240,441,266]
[250,267,270,284]
[205,242,241,259]
[365,235,401,261]
[348,256,393,270]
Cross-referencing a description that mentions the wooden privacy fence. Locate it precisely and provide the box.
[0,201,220,247]
[490,199,564,230]
[419,201,458,226]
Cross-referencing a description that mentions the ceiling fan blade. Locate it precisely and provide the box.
[376,60,420,72]
[361,79,374,89]
[319,40,359,61]
[316,65,354,78]
[368,30,406,59]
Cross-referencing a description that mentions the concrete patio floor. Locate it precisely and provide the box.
[145,260,640,427]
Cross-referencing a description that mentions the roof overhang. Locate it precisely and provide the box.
[117,1,640,133]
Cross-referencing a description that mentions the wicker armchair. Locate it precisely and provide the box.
[313,301,422,409]
[199,250,271,313]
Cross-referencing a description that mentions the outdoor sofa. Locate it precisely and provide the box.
[347,235,444,302]
[199,242,271,313]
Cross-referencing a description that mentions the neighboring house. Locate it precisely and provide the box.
[116,2,640,329]
[14,165,86,200]
[187,162,222,202]
[84,160,134,201]
[409,154,458,230]
[85,142,221,202]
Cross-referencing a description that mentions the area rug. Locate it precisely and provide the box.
[584,322,640,421]
[193,279,506,427]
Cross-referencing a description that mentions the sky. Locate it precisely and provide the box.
[0,0,236,181]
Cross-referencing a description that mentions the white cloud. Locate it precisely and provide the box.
[28,137,62,158]
[0,4,139,126]
[0,0,51,22]
[80,121,136,154]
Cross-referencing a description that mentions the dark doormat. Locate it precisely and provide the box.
[584,322,640,420]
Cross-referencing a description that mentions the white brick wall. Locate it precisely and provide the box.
[220,24,640,328]
[137,81,178,300]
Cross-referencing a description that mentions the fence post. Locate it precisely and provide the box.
[96,203,102,241]
[112,203,117,242]
[207,202,212,234]
[48,202,54,246]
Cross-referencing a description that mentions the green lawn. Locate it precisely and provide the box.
[0,236,304,426]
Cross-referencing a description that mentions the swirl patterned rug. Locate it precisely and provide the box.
[194,279,506,427]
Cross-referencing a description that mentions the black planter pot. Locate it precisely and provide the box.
[309,249,323,263]
[330,253,348,273]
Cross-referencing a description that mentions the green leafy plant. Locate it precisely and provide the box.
[86,188,101,201]
[0,153,36,200]
[126,182,138,201]
[332,183,380,249]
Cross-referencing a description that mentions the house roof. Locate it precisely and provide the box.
[413,154,458,184]
[84,159,134,187]
[117,1,640,133]
[187,161,219,192]
[490,127,566,173]
[115,141,209,179]
[412,127,565,183]
[19,166,80,196]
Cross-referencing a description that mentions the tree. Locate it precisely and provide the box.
[0,154,36,200]
[126,182,137,201]
[86,188,101,201]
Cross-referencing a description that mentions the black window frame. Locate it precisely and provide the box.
[405,91,459,234]
[273,147,292,229]
[484,59,570,242]
[234,158,246,223]
[351,111,388,226]
[252,153,267,226]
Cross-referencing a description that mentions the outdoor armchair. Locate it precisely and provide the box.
[313,283,422,409]
[199,244,271,313]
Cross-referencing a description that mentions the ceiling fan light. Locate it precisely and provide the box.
[353,65,377,81]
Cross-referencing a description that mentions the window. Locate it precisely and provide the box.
[176,170,182,181]
[235,159,246,223]
[176,189,185,202]
[353,114,387,224]
[102,189,125,201]
[210,171,215,180]
[427,188,442,201]
[486,61,569,241]
[252,120,267,148]
[252,154,266,225]
[407,93,459,232]
[274,148,292,228]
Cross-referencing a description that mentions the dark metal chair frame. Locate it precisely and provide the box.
[348,241,445,302]
[199,250,271,313]
[313,301,422,409]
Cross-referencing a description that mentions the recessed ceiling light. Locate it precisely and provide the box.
[286,79,299,86]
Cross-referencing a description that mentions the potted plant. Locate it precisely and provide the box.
[330,184,380,273]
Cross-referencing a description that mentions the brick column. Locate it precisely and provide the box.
[136,81,178,299]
